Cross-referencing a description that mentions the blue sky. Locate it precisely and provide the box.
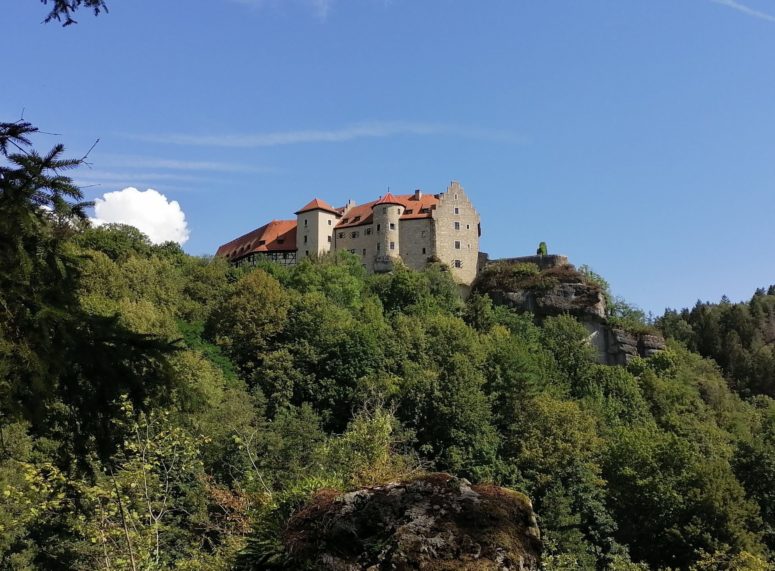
[4,0,775,314]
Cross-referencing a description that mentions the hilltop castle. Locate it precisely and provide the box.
[216,181,481,286]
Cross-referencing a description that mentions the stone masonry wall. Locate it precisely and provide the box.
[297,210,338,260]
[433,181,480,286]
[333,222,378,269]
[399,218,434,271]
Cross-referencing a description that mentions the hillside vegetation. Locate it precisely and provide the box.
[1,129,774,570]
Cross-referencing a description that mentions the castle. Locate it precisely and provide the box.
[215,181,481,286]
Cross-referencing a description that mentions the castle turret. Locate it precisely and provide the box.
[372,192,403,272]
[295,198,340,260]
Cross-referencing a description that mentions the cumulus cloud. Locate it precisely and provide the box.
[91,187,190,245]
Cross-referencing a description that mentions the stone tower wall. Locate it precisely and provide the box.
[432,181,480,285]
[296,210,338,260]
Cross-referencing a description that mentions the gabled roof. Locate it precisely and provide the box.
[336,193,440,229]
[295,198,340,216]
[216,219,297,260]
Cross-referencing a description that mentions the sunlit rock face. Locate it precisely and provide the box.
[282,473,542,570]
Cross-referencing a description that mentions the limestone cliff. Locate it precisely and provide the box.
[281,473,542,570]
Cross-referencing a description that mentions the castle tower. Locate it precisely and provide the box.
[295,198,340,260]
[372,192,403,272]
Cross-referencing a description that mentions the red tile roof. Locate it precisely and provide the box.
[374,192,403,206]
[337,193,439,229]
[295,198,340,216]
[216,219,297,260]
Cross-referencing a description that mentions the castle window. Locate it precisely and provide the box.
[455,194,458,200]
[351,231,359,238]
[362,248,366,255]
[304,236,308,243]
[304,219,308,227]
[377,224,381,232]
[377,243,380,251]
[305,250,309,255]
[389,223,395,230]
[365,228,372,235]
[349,249,356,254]
[454,222,460,230]
[454,240,461,249]
[327,236,332,243]
[422,247,426,254]
[454,207,459,214]
[466,224,470,230]
[328,220,332,226]
[390,242,395,250]
[383,207,387,213]
[421,231,426,237]
[454,260,462,268]
[338,232,344,239]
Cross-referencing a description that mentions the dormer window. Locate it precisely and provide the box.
[353,216,361,222]
[342,218,349,223]
[404,209,413,214]
[258,240,266,246]
[277,238,285,244]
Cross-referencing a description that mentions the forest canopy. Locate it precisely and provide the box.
[0,123,774,570]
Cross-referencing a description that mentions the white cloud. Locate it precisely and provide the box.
[93,154,274,173]
[91,187,190,245]
[127,121,524,148]
[709,0,775,23]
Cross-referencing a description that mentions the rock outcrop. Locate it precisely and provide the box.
[476,259,666,366]
[584,323,668,365]
[282,473,542,570]
[490,283,606,322]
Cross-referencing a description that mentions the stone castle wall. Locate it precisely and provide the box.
[432,182,480,285]
[297,209,338,260]
[399,218,435,270]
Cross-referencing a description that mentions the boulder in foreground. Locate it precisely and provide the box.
[282,473,541,570]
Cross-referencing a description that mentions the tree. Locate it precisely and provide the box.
[39,0,108,26]
[206,269,291,383]
[537,241,548,256]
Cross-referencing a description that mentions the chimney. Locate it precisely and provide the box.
[414,189,422,200]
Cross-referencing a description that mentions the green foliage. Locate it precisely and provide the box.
[537,241,548,256]
[3,121,775,568]
[659,288,775,398]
